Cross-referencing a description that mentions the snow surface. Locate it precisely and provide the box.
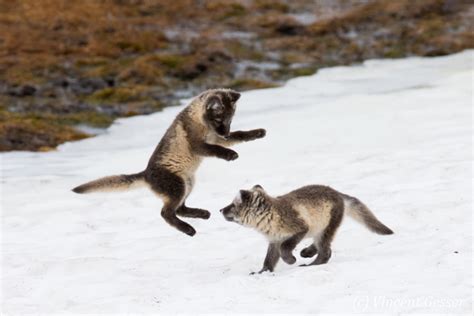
[2,51,472,314]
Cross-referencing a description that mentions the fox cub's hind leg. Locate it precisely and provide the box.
[161,200,196,236]
[300,243,318,258]
[176,177,210,219]
[147,168,197,237]
[302,204,344,266]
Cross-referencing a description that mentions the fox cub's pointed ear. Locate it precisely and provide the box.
[206,96,224,111]
[233,191,243,205]
[252,184,263,191]
[239,189,252,201]
[229,91,241,103]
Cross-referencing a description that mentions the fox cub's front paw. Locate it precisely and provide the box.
[281,253,296,265]
[222,149,239,161]
[252,128,266,139]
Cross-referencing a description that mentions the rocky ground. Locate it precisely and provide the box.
[1,0,472,151]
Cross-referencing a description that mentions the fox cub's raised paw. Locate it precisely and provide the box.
[251,128,266,140]
[223,149,239,161]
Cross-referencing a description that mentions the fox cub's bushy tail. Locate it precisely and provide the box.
[341,193,393,235]
[72,172,146,194]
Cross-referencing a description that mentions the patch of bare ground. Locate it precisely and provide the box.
[0,0,472,151]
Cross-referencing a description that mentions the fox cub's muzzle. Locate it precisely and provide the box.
[220,204,235,222]
[215,123,230,137]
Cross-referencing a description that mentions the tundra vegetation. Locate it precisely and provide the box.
[1,0,472,151]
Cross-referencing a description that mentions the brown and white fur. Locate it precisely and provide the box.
[72,88,266,237]
[220,185,393,273]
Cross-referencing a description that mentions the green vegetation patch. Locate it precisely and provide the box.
[0,110,91,152]
[86,86,148,104]
[226,78,279,91]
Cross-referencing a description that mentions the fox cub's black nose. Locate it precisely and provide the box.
[219,209,224,213]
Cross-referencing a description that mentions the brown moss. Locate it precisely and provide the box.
[268,66,317,81]
[83,58,134,79]
[54,112,113,128]
[289,67,316,77]
[153,51,233,80]
[309,0,452,35]
[75,57,109,68]
[256,14,306,36]
[253,0,289,13]
[155,54,187,69]
[226,79,279,91]
[0,111,90,152]
[86,86,148,104]
[0,0,168,82]
[0,55,57,84]
[116,56,164,85]
[0,0,472,152]
[226,42,265,61]
[206,2,247,20]
[113,30,167,53]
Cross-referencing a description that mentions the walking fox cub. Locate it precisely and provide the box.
[220,184,393,273]
[73,88,266,236]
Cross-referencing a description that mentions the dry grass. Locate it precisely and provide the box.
[0,0,170,84]
[0,0,472,151]
[0,109,90,151]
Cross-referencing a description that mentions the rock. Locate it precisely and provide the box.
[61,77,109,95]
[274,19,305,36]
[7,84,37,97]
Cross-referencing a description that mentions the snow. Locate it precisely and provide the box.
[2,51,472,314]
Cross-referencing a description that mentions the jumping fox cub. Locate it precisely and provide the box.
[220,184,393,273]
[73,88,266,237]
